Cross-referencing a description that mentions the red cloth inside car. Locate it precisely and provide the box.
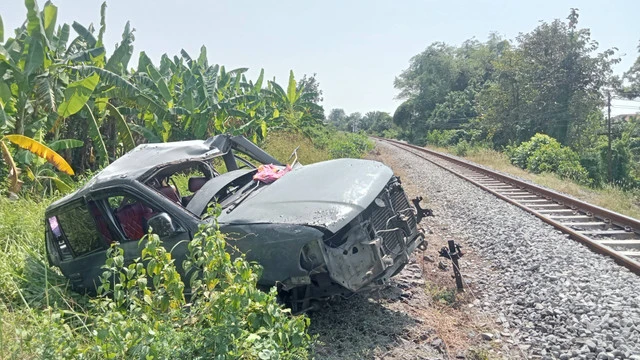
[88,201,114,244]
[115,202,154,240]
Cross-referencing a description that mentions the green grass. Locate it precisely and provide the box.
[262,128,374,165]
[425,281,458,306]
[0,196,312,358]
[0,196,91,358]
[262,129,333,165]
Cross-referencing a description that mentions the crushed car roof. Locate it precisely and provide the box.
[95,140,217,182]
[49,134,281,209]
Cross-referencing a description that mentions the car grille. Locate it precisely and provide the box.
[368,178,416,255]
[390,186,416,230]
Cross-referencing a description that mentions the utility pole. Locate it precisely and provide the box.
[607,91,612,182]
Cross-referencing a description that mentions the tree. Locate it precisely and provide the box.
[345,112,362,132]
[299,73,325,121]
[360,111,393,134]
[393,36,508,142]
[327,108,346,128]
[622,41,640,98]
[510,8,618,145]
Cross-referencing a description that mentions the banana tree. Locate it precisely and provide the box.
[263,70,324,129]
[1,134,74,194]
[128,46,273,143]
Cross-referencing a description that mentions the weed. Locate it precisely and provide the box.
[468,348,491,360]
[453,140,470,157]
[425,282,457,306]
[262,128,374,165]
[0,198,312,358]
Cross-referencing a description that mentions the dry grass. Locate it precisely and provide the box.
[434,146,640,220]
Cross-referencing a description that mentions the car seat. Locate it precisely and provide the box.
[115,202,154,240]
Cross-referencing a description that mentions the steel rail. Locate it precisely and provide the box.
[376,137,640,275]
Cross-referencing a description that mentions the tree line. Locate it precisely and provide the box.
[330,9,640,188]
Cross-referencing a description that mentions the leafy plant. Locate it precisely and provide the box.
[452,139,470,156]
[505,133,589,184]
[1,134,74,194]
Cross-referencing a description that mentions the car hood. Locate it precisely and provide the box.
[218,158,393,232]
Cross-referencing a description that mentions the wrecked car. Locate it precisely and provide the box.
[45,134,428,311]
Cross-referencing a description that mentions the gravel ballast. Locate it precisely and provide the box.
[376,140,640,359]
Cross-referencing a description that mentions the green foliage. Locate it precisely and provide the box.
[0,200,312,358]
[327,132,374,159]
[262,129,333,165]
[425,282,457,306]
[325,109,397,137]
[79,226,311,359]
[598,139,639,189]
[391,9,631,188]
[468,349,491,360]
[425,129,453,147]
[57,73,100,118]
[452,139,470,156]
[267,125,374,162]
[424,129,484,148]
[394,36,508,141]
[382,127,400,139]
[0,1,325,196]
[506,134,590,184]
[579,150,605,187]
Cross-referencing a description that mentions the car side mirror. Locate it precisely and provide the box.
[147,212,177,237]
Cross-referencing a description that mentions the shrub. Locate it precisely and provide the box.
[599,139,639,189]
[382,128,400,139]
[506,133,590,184]
[6,219,312,358]
[452,139,470,156]
[579,150,605,187]
[264,126,374,163]
[327,132,374,159]
[425,129,478,148]
[88,221,312,359]
[425,130,454,147]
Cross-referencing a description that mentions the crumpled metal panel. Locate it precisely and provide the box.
[321,220,388,292]
[219,158,394,233]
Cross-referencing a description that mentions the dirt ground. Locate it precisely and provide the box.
[307,145,516,360]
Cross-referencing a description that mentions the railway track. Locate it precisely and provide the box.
[377,137,640,275]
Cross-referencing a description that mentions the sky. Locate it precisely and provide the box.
[3,0,640,116]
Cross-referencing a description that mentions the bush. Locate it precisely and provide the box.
[580,150,605,187]
[505,133,590,184]
[328,132,374,159]
[599,139,639,189]
[425,130,454,147]
[262,126,374,164]
[381,128,400,139]
[452,139,470,156]
[6,218,312,358]
[425,129,479,148]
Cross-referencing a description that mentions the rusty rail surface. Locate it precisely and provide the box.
[376,137,640,275]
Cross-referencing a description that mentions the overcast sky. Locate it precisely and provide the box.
[3,0,640,116]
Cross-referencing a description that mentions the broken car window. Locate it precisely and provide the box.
[53,203,105,256]
[106,194,182,241]
[107,195,157,241]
